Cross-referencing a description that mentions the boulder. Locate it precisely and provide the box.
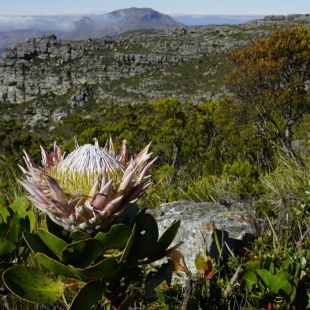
[155,200,255,273]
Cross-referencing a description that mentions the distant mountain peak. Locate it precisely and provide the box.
[0,8,183,52]
[109,7,162,21]
[72,7,183,38]
[102,7,183,29]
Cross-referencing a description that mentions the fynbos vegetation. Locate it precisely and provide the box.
[0,17,310,310]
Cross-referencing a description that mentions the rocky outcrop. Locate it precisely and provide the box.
[155,200,255,273]
[263,14,310,21]
[0,16,309,125]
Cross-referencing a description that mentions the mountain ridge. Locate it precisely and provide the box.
[0,8,183,52]
[0,14,310,129]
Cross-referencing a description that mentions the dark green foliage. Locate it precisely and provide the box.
[1,96,276,209]
[3,208,181,308]
[0,197,35,288]
[237,257,308,309]
[226,26,310,166]
[0,118,51,171]
[1,21,310,309]
[46,97,273,209]
[1,98,309,308]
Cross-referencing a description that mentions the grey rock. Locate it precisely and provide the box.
[25,114,49,126]
[155,200,255,273]
[287,14,310,20]
[263,15,286,21]
[0,16,309,124]
[69,88,91,107]
[52,109,69,121]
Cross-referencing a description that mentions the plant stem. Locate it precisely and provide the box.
[181,271,193,310]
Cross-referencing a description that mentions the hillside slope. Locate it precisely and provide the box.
[0,15,309,127]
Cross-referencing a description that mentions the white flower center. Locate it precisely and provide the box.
[59,144,123,174]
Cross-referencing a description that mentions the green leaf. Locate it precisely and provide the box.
[269,276,293,296]
[144,263,173,299]
[278,259,292,271]
[25,211,36,233]
[35,253,80,279]
[0,197,7,207]
[70,230,92,242]
[3,266,65,304]
[38,228,68,258]
[256,269,273,288]
[0,221,10,238]
[286,284,297,304]
[119,292,139,310]
[248,260,261,271]
[263,257,274,273]
[212,228,223,257]
[23,232,58,260]
[238,269,257,293]
[119,224,135,263]
[61,239,104,268]
[130,208,147,231]
[195,255,208,275]
[46,216,71,242]
[148,220,180,260]
[291,263,301,283]
[147,242,183,264]
[0,204,10,222]
[128,213,158,260]
[118,264,143,287]
[0,263,12,287]
[70,257,118,281]
[276,270,291,281]
[68,281,107,310]
[0,237,14,258]
[95,224,131,251]
[9,197,29,216]
[6,213,21,244]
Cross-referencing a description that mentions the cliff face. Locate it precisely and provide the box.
[0,15,309,124]
[0,26,239,106]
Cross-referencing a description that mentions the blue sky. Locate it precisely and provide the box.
[1,0,310,16]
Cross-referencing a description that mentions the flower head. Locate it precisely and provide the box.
[19,137,156,233]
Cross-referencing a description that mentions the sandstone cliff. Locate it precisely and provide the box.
[0,15,309,125]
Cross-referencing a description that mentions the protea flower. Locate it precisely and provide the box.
[18,137,156,233]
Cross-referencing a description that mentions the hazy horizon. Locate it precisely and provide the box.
[0,13,265,32]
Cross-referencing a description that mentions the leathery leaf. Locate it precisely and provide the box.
[68,280,107,310]
[35,253,80,279]
[0,237,14,258]
[38,228,68,258]
[95,224,131,251]
[148,220,181,260]
[119,224,136,263]
[69,257,118,281]
[128,213,158,260]
[3,266,64,304]
[23,232,58,260]
[61,238,104,269]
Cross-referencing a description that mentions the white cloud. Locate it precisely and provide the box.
[0,15,80,32]
[0,12,128,32]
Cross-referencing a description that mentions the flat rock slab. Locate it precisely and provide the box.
[155,200,255,273]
